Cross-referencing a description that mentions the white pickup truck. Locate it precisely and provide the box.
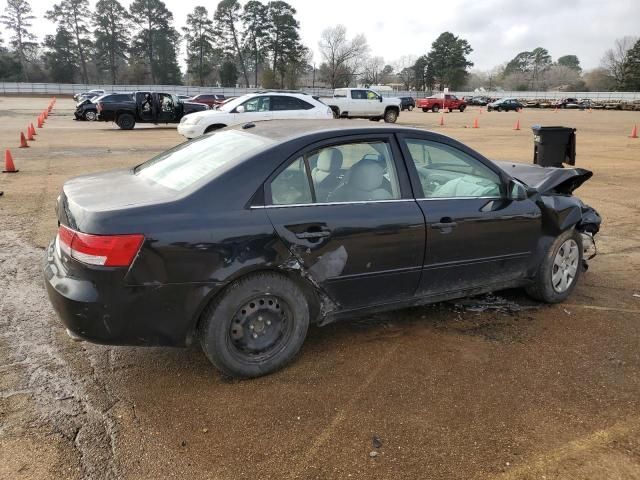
[323,88,401,123]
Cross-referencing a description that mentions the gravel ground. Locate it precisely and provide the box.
[1,96,639,480]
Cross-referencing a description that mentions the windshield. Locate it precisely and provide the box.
[218,95,254,112]
[135,129,273,191]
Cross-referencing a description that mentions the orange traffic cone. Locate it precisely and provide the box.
[26,125,34,141]
[514,119,521,130]
[631,125,638,139]
[19,132,29,148]
[37,116,43,128]
[3,149,19,173]
[43,110,48,119]
[439,115,445,126]
[472,118,479,129]
[30,123,36,136]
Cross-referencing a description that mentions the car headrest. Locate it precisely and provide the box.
[348,159,385,191]
[317,148,343,172]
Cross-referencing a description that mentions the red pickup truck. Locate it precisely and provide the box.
[416,94,466,113]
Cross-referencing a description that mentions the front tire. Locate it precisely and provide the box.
[459,105,466,112]
[199,272,310,378]
[526,229,583,303]
[432,105,440,113]
[383,108,398,123]
[84,110,97,121]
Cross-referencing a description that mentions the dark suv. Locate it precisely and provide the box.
[74,93,132,121]
[399,96,416,111]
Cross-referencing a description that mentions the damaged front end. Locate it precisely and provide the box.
[499,161,602,266]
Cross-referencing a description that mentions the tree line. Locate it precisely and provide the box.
[1,0,639,92]
[0,0,307,88]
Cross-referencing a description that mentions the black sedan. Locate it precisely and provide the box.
[44,121,601,378]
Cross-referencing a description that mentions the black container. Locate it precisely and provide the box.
[532,125,576,167]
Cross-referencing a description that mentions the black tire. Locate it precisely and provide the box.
[526,229,583,303]
[487,107,493,112]
[199,272,310,378]
[383,108,398,123]
[459,105,466,113]
[422,108,429,112]
[408,105,414,111]
[83,110,97,121]
[331,107,340,119]
[432,105,440,113]
[116,113,135,130]
[496,106,503,112]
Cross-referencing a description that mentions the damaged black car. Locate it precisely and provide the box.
[44,120,601,378]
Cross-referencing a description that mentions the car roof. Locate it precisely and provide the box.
[227,119,433,143]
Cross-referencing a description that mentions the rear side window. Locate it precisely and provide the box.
[271,96,314,111]
[269,141,401,205]
[135,130,272,191]
[351,90,367,100]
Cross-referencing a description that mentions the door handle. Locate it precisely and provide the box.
[431,222,458,229]
[295,230,331,240]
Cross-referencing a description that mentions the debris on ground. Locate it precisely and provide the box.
[451,294,540,315]
[372,435,382,449]
[369,451,379,458]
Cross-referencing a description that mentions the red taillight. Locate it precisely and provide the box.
[57,225,144,267]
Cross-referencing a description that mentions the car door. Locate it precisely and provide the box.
[236,95,273,123]
[398,135,542,297]
[349,89,368,115]
[365,90,382,115]
[264,134,426,310]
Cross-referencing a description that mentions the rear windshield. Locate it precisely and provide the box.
[135,130,273,191]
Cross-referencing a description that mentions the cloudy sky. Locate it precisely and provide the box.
[3,0,639,71]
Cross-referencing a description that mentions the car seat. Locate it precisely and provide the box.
[327,159,393,202]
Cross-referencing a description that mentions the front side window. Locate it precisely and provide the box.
[403,139,502,198]
[242,96,270,112]
[366,91,379,100]
[269,141,401,205]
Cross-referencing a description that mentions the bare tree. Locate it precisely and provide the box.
[318,25,368,88]
[601,36,639,87]
[392,55,416,90]
[362,55,384,85]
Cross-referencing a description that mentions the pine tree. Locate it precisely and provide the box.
[214,0,250,87]
[183,6,215,86]
[43,29,79,82]
[129,0,182,84]
[94,0,131,84]
[241,1,268,87]
[46,0,92,83]
[622,39,640,91]
[1,0,37,81]
[425,32,473,90]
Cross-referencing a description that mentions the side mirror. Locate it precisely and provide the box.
[508,179,528,201]
[236,105,245,113]
[379,96,383,102]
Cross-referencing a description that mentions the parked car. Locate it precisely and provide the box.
[96,91,210,129]
[552,98,579,109]
[416,94,466,112]
[188,94,226,108]
[74,93,133,121]
[487,98,524,112]
[178,92,333,139]
[44,120,601,378]
[322,88,401,123]
[73,89,105,102]
[467,96,491,106]
[399,96,416,111]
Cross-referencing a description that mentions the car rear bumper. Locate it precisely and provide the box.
[43,239,220,347]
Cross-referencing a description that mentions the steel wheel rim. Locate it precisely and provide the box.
[227,295,294,363]
[551,239,579,293]
[85,111,96,120]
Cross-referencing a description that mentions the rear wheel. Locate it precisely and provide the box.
[116,113,135,130]
[408,105,414,111]
[199,272,310,378]
[526,229,583,303]
[496,106,503,112]
[383,108,398,123]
